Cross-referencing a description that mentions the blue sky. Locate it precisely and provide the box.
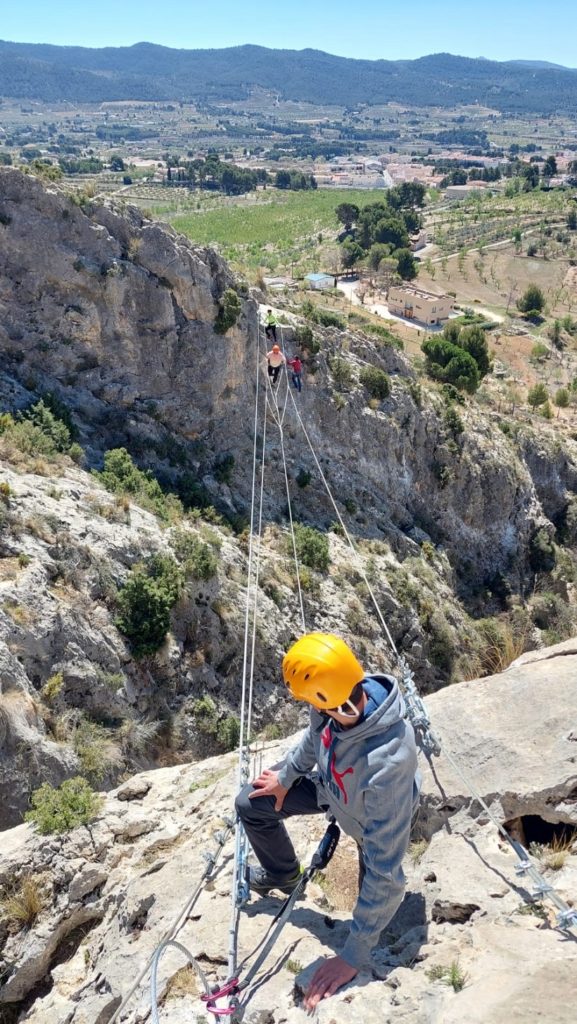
[2,0,577,67]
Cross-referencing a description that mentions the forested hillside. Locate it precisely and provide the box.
[1,42,577,112]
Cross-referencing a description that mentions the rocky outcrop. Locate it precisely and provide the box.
[0,640,575,1023]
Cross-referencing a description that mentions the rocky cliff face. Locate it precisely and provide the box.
[1,167,576,587]
[1,167,577,831]
[0,640,575,1024]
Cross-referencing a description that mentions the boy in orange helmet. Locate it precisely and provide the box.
[235,633,420,1010]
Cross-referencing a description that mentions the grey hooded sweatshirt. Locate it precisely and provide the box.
[277,674,420,970]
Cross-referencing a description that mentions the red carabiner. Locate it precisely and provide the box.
[201,977,239,1016]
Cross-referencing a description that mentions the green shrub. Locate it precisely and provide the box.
[188,540,218,580]
[218,716,240,751]
[296,467,312,488]
[68,442,84,465]
[0,413,63,459]
[172,528,219,580]
[527,383,549,411]
[40,392,79,440]
[529,528,556,573]
[444,406,464,439]
[360,322,403,349]
[408,379,422,407]
[0,481,11,504]
[41,671,63,704]
[530,592,573,639]
[441,383,466,406]
[359,366,390,400]
[330,357,354,391]
[96,448,182,523]
[116,555,183,656]
[315,309,345,329]
[428,621,455,676]
[213,453,235,484]
[214,288,242,334]
[175,471,212,510]
[21,400,72,452]
[72,717,110,782]
[25,777,102,834]
[294,324,319,354]
[422,338,480,393]
[421,541,436,562]
[192,697,240,752]
[116,572,172,656]
[298,565,321,596]
[294,524,330,572]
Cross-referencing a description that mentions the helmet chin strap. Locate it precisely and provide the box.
[333,698,361,719]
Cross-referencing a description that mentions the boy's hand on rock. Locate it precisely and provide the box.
[303,956,358,1010]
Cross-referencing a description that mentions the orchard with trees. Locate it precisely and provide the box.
[335,183,425,281]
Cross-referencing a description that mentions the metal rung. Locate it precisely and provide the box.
[515,860,531,876]
[532,882,554,898]
[557,908,577,929]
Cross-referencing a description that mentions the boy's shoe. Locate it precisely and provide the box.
[248,865,303,896]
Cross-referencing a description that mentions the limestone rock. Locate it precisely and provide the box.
[0,643,575,1024]
[116,778,152,801]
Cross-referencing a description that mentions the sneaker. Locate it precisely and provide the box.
[248,865,303,896]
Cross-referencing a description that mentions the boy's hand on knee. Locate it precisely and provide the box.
[249,769,288,811]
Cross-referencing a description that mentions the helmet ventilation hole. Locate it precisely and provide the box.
[317,692,326,703]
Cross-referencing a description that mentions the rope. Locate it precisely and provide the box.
[144,308,572,1024]
[150,940,211,1024]
[228,322,269,985]
[264,328,306,631]
[282,377,439,754]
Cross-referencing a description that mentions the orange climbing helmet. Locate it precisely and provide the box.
[272,344,280,353]
[282,633,364,710]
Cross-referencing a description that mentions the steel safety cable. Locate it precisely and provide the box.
[245,372,268,747]
[285,381,398,652]
[267,374,306,632]
[109,819,234,1023]
[432,720,577,932]
[236,322,265,788]
[228,322,271,989]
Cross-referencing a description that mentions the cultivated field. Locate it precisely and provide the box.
[169,188,383,278]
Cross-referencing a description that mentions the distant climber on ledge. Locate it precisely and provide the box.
[264,309,278,342]
[235,632,421,1010]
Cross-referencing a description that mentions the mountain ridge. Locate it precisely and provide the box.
[1,41,577,112]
